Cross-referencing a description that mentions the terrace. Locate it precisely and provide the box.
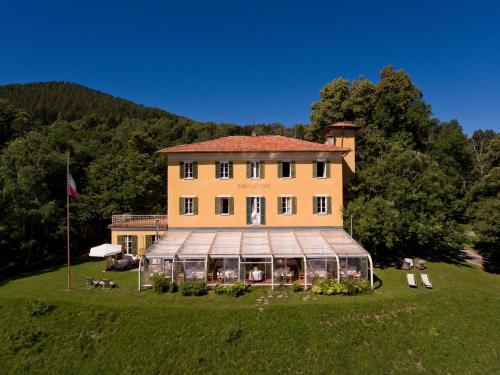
[139,229,373,290]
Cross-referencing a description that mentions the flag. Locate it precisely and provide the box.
[67,173,79,200]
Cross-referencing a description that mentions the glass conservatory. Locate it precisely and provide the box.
[138,229,373,291]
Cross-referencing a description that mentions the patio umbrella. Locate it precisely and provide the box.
[89,244,122,257]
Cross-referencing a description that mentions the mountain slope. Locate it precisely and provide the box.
[0,82,184,124]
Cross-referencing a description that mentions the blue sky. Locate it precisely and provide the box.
[1,0,499,134]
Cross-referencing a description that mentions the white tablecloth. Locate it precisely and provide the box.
[249,270,263,281]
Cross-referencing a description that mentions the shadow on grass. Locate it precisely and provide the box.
[0,255,103,287]
[373,274,383,290]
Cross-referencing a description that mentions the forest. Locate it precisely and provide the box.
[0,66,498,276]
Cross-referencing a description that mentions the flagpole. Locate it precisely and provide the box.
[65,151,71,291]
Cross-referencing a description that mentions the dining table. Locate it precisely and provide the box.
[249,269,263,281]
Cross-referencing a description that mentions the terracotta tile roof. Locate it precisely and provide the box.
[320,122,362,135]
[157,135,350,153]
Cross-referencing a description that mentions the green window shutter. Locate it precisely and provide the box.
[313,197,318,214]
[246,197,251,224]
[215,161,220,178]
[215,197,221,215]
[327,196,332,214]
[291,161,296,178]
[193,162,198,179]
[193,197,198,215]
[313,161,317,178]
[326,161,331,178]
[260,161,265,178]
[179,161,184,179]
[260,197,266,225]
[229,161,233,178]
[292,197,297,215]
[229,197,234,215]
[131,236,138,255]
[146,235,152,249]
[278,161,283,178]
[277,197,282,215]
[179,197,184,215]
[117,235,124,247]
[246,162,251,178]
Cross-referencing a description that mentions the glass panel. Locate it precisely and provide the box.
[240,258,272,284]
[306,258,336,282]
[179,259,206,282]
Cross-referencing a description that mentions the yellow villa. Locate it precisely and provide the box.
[108,122,373,289]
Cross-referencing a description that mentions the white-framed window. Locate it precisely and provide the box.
[184,197,194,215]
[184,162,194,179]
[220,197,230,215]
[316,196,328,214]
[124,235,133,254]
[281,161,291,178]
[316,161,327,178]
[251,161,260,179]
[220,162,229,179]
[282,196,292,215]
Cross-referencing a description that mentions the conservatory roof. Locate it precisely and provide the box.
[144,229,370,259]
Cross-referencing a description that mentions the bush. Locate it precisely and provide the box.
[291,282,303,292]
[180,281,207,296]
[212,281,250,297]
[169,281,178,293]
[151,274,169,294]
[25,299,53,317]
[311,279,370,296]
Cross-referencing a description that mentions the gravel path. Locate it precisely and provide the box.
[460,249,483,266]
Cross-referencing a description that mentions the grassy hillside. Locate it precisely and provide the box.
[0,261,498,374]
[0,82,185,124]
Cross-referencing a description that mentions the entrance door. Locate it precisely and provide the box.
[251,197,261,225]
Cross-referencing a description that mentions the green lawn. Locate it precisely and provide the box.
[0,259,498,374]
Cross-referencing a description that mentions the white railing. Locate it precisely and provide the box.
[112,214,167,224]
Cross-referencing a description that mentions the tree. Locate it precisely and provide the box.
[346,140,464,260]
[0,132,66,266]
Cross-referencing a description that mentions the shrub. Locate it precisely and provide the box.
[169,281,178,293]
[25,299,53,317]
[152,274,169,294]
[291,282,303,292]
[311,279,370,296]
[180,281,207,296]
[212,281,250,297]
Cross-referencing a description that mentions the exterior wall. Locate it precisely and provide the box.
[324,128,356,183]
[110,229,166,257]
[166,151,344,228]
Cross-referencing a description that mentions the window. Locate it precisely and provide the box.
[314,196,331,215]
[215,196,233,215]
[282,161,291,178]
[180,161,197,179]
[246,197,265,225]
[145,234,159,248]
[220,162,229,179]
[184,197,194,215]
[251,161,260,179]
[317,196,327,214]
[317,161,326,178]
[216,161,233,179]
[221,198,229,214]
[123,235,137,254]
[282,197,292,214]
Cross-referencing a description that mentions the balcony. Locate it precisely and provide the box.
[109,214,168,229]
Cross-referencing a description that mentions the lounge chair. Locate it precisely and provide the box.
[415,260,426,270]
[85,277,98,289]
[406,273,417,288]
[101,279,117,289]
[421,274,432,289]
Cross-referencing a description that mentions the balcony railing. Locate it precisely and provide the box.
[111,214,168,224]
